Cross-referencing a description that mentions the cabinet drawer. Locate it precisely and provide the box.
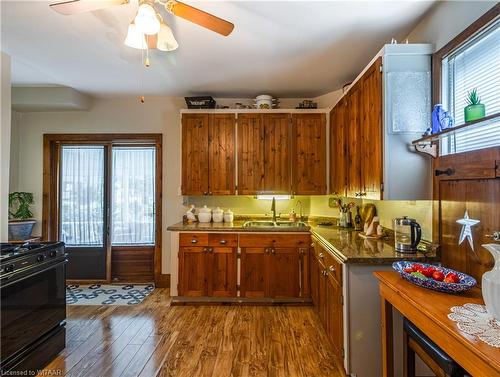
[239,234,310,248]
[208,233,238,247]
[324,252,342,286]
[179,233,209,246]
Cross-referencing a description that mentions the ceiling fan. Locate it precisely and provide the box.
[49,0,234,52]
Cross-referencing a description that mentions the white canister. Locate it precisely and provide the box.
[198,205,212,223]
[212,207,224,223]
[255,94,273,109]
[223,209,234,223]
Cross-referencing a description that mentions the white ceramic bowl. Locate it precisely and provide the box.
[198,212,212,223]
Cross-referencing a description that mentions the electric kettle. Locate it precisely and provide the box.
[394,217,422,253]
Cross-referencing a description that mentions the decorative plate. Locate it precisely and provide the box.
[392,261,477,293]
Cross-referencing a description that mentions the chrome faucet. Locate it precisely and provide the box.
[271,197,277,222]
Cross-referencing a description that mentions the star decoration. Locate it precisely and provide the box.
[456,211,480,251]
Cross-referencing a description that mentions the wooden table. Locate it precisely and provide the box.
[374,271,500,377]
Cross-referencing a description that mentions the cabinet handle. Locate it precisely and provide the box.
[203,192,208,196]
[435,168,455,176]
[271,248,276,255]
[310,243,314,248]
[220,240,228,245]
[322,270,328,276]
[203,247,208,252]
[209,247,214,253]
[191,239,198,244]
[319,252,324,258]
[209,192,213,195]
[265,248,270,254]
[329,265,336,272]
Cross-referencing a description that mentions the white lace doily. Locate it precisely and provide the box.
[448,303,500,348]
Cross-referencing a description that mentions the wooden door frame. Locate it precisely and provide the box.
[42,133,163,285]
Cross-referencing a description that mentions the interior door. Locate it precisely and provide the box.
[59,145,108,280]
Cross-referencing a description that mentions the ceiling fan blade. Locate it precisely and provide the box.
[49,0,126,15]
[169,1,234,36]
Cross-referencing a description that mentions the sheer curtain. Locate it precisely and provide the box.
[111,147,156,245]
[60,146,105,246]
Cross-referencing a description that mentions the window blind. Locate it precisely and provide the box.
[446,20,499,126]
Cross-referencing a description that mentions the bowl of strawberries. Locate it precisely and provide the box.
[392,261,477,293]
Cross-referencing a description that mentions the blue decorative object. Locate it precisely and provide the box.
[392,261,476,294]
[431,104,454,134]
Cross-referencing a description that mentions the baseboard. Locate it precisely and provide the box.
[155,273,170,288]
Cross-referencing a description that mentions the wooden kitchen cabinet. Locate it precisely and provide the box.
[181,114,209,195]
[292,113,327,195]
[181,113,236,195]
[237,113,265,194]
[262,114,292,193]
[238,113,291,194]
[239,234,309,298]
[311,238,344,362]
[346,82,363,198]
[330,58,383,199]
[178,233,237,297]
[360,58,383,200]
[329,98,347,196]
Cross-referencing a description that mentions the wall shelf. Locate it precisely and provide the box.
[412,113,500,158]
[180,108,330,114]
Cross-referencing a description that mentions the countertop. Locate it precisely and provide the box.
[167,220,439,265]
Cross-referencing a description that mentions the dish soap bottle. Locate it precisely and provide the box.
[354,206,363,231]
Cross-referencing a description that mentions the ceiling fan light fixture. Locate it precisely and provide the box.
[157,21,178,51]
[134,3,160,35]
[124,22,147,50]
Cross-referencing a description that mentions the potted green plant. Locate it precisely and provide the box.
[464,88,485,122]
[8,192,36,241]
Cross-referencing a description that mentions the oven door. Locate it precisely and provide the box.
[0,259,66,365]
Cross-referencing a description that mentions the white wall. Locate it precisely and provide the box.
[9,110,20,192]
[407,1,497,51]
[1,52,11,241]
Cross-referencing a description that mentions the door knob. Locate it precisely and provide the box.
[486,231,500,241]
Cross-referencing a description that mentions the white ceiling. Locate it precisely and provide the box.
[1,0,436,97]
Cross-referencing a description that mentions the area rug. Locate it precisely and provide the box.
[66,284,154,305]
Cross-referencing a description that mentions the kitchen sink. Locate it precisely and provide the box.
[243,220,309,228]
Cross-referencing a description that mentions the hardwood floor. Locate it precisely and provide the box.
[38,288,345,377]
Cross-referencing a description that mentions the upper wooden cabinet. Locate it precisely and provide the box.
[181,113,236,195]
[263,114,291,194]
[329,98,347,196]
[182,114,209,196]
[329,44,433,200]
[292,113,327,195]
[237,113,292,194]
[237,114,265,194]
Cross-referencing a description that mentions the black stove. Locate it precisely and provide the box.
[0,241,67,374]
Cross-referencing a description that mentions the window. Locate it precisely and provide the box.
[442,19,500,125]
[111,147,156,245]
[60,146,105,247]
[438,16,500,155]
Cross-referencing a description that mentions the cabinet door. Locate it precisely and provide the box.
[208,114,236,195]
[269,247,300,298]
[240,247,268,298]
[207,246,237,297]
[326,274,343,359]
[309,248,320,307]
[330,99,347,196]
[178,247,207,296]
[361,58,383,200]
[237,114,265,194]
[181,114,209,195]
[346,83,362,198]
[291,114,327,195]
[318,260,328,328]
[263,114,291,193]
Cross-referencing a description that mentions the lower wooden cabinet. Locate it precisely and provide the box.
[178,233,238,297]
[311,238,344,362]
[178,232,310,299]
[240,246,300,298]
